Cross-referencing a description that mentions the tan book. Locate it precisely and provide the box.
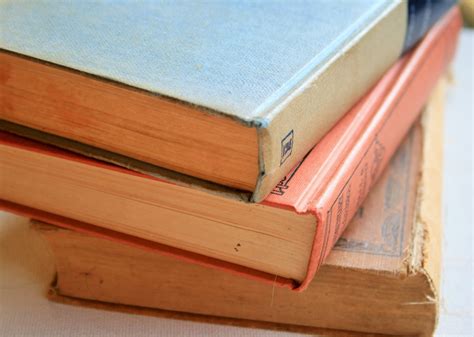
[33,79,445,337]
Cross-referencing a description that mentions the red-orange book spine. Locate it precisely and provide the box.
[0,7,462,291]
[265,6,462,290]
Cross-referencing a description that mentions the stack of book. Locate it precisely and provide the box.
[0,1,462,336]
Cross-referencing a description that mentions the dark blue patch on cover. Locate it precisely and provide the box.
[403,0,458,52]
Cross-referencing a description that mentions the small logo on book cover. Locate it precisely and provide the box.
[280,130,294,165]
[271,154,306,196]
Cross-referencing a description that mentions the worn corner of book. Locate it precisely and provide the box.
[401,211,440,336]
[404,190,427,277]
[404,79,446,297]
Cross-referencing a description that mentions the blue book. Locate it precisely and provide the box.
[0,0,455,201]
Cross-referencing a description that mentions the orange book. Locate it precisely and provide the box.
[0,7,461,291]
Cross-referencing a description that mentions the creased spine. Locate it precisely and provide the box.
[412,79,446,337]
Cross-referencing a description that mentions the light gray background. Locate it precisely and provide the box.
[0,30,472,337]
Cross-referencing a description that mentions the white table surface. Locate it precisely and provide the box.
[1,30,473,337]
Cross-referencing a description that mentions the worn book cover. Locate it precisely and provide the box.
[0,1,455,200]
[36,77,446,337]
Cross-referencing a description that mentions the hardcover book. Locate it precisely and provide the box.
[0,7,461,289]
[0,0,455,200]
[34,78,446,336]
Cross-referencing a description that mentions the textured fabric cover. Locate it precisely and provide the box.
[0,0,392,122]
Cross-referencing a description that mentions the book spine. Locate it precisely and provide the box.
[252,1,407,201]
[297,7,461,291]
[413,79,446,337]
[254,0,457,202]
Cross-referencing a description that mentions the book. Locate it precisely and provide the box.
[34,78,446,336]
[0,7,461,288]
[0,0,454,201]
